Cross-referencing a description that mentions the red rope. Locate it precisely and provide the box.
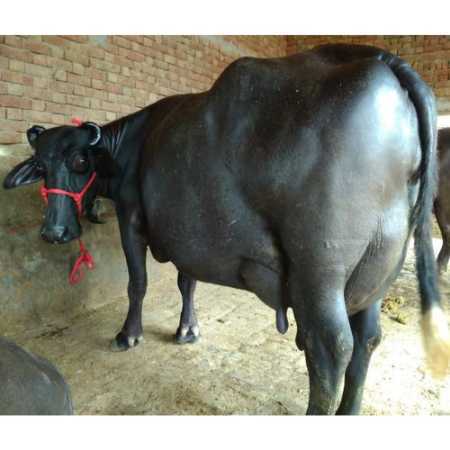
[69,239,95,285]
[40,172,97,215]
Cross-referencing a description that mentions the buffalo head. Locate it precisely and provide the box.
[3,122,116,244]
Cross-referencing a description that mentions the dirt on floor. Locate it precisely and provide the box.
[2,238,450,415]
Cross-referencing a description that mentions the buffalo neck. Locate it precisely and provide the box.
[96,106,152,200]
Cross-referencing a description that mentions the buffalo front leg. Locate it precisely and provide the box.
[175,272,200,344]
[111,208,148,351]
[336,300,382,415]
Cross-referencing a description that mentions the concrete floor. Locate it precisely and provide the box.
[2,240,450,415]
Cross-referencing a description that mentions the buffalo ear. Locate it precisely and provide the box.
[3,157,44,189]
[93,149,119,178]
[81,122,102,146]
[26,125,45,148]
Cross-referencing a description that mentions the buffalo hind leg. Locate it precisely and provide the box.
[435,201,450,274]
[112,207,148,351]
[291,271,354,415]
[175,272,200,344]
[336,300,382,415]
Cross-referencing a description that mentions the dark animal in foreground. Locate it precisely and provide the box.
[0,337,73,414]
[434,127,450,273]
[4,44,450,414]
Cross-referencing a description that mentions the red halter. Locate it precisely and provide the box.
[40,171,97,285]
[40,172,97,216]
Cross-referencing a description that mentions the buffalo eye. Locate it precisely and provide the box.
[71,154,89,173]
[34,159,45,173]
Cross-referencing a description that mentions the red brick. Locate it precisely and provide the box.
[4,35,23,48]
[113,36,132,49]
[89,110,107,123]
[45,102,72,115]
[32,53,49,66]
[52,114,68,125]
[118,74,135,88]
[91,88,108,101]
[92,79,105,90]
[105,47,118,59]
[0,119,27,132]
[1,70,32,87]
[32,100,46,111]
[51,92,66,103]
[63,35,88,43]
[66,95,90,108]
[0,55,9,69]
[89,68,106,81]
[64,49,89,66]
[131,42,144,54]
[127,36,145,45]
[73,85,87,96]
[7,83,25,96]
[164,54,177,65]
[0,130,22,144]
[0,94,32,109]
[88,46,105,60]
[54,70,67,81]
[24,63,51,78]
[7,108,23,120]
[49,80,74,94]
[101,101,122,113]
[67,73,91,87]
[72,63,85,75]
[24,87,51,101]
[106,111,117,121]
[42,35,67,47]
[24,40,51,55]
[49,45,64,59]
[105,82,122,94]
[107,72,119,83]
[90,98,101,109]
[23,109,54,123]
[96,58,122,73]
[0,44,33,63]
[9,59,25,72]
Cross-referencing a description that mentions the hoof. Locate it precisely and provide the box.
[110,332,144,352]
[175,325,200,345]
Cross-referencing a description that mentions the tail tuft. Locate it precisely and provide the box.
[421,306,450,378]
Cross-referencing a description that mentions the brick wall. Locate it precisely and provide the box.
[0,35,288,148]
[1,35,449,149]
[287,35,450,114]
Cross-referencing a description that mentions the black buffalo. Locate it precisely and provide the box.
[4,44,450,414]
[434,127,450,273]
[0,337,73,414]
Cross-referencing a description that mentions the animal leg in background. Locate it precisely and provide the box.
[175,272,200,344]
[336,300,382,415]
[434,200,450,273]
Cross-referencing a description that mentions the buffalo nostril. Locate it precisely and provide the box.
[41,226,68,243]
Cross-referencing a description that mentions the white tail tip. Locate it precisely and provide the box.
[421,306,450,379]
